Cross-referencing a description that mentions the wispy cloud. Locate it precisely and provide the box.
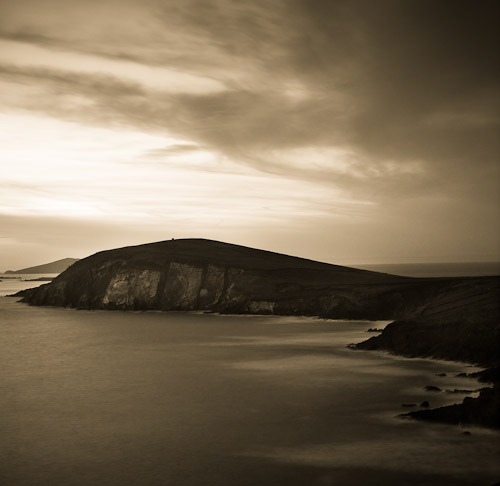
[0,39,227,94]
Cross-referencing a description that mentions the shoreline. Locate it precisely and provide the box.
[354,325,500,430]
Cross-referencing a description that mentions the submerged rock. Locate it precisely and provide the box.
[404,385,500,429]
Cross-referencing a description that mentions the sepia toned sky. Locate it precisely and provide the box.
[1,0,499,269]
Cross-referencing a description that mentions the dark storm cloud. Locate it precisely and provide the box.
[314,0,500,162]
[190,0,499,200]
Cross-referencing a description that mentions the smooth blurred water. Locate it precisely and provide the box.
[1,297,499,486]
[0,274,58,297]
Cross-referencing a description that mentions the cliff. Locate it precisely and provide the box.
[18,238,411,317]
[18,240,498,325]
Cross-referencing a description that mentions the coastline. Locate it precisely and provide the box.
[9,286,500,431]
[354,325,500,429]
[6,239,499,430]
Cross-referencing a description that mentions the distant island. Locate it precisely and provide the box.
[5,257,79,274]
[13,238,500,429]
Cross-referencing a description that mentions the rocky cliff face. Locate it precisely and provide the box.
[19,257,395,316]
[18,238,409,317]
[18,240,500,330]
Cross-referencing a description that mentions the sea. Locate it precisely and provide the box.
[353,261,500,278]
[1,273,499,485]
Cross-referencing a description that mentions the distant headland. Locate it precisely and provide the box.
[5,257,79,275]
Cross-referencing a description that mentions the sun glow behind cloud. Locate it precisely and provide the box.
[1,112,371,231]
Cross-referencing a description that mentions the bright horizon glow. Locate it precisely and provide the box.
[1,113,374,246]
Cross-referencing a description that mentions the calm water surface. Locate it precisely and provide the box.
[1,297,499,486]
[0,274,58,297]
[353,261,500,278]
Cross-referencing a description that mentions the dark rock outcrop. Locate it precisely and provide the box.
[355,277,499,428]
[404,385,500,429]
[355,275,500,367]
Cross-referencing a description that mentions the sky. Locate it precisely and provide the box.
[1,0,499,269]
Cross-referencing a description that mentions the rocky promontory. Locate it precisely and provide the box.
[16,239,498,323]
[18,238,416,317]
[14,238,500,428]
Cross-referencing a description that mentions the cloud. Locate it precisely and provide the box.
[0,39,227,94]
[144,144,202,157]
[2,0,498,201]
[0,0,498,265]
